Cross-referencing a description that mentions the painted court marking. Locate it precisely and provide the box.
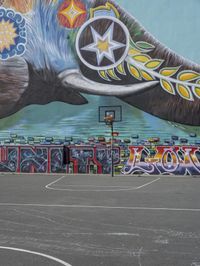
[45,176,160,191]
[1,203,200,212]
[0,246,72,266]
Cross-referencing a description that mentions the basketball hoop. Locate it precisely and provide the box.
[104,114,114,125]
[98,106,122,177]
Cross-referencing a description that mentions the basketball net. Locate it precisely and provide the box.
[104,114,114,125]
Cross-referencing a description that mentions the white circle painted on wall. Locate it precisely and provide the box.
[76,16,130,71]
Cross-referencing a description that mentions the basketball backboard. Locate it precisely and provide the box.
[98,106,122,123]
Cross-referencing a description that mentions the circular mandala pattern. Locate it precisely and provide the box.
[0,8,27,60]
[76,16,129,71]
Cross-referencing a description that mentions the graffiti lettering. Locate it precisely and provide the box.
[122,146,200,175]
[0,145,120,174]
[0,145,199,175]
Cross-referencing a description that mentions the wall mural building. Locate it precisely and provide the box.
[0,0,199,175]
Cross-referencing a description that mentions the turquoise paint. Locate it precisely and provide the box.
[0,0,199,140]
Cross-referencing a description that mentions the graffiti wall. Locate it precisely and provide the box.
[0,145,120,174]
[0,144,200,175]
[123,146,200,175]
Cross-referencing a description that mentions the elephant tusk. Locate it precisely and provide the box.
[59,69,159,97]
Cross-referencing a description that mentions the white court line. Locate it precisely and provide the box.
[1,203,200,212]
[133,178,161,190]
[45,176,160,192]
[45,175,66,189]
[0,246,72,266]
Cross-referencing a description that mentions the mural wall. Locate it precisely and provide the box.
[0,0,200,124]
[0,145,120,174]
[0,144,200,175]
[123,146,200,176]
[0,0,199,175]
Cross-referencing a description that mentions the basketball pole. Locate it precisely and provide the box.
[99,106,122,177]
[111,121,114,177]
[103,114,115,177]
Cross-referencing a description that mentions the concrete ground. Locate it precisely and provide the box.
[0,173,200,265]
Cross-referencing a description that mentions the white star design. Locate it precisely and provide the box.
[81,22,125,66]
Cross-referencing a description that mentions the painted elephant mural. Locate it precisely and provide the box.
[0,0,199,126]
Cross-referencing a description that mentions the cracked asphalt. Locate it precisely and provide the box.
[0,174,200,266]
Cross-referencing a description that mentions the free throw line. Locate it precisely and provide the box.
[45,176,160,192]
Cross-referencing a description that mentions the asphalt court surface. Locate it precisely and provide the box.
[0,173,200,265]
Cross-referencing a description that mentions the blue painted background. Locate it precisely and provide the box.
[0,0,199,140]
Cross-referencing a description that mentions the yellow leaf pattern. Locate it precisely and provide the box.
[159,67,180,77]
[176,84,194,101]
[193,87,200,99]
[141,70,154,81]
[178,71,200,82]
[133,54,151,63]
[128,65,141,80]
[98,70,110,82]
[160,80,175,95]
[128,48,141,56]
[107,69,121,80]
[145,59,163,70]
[193,79,200,99]
[97,36,200,102]
[116,63,126,75]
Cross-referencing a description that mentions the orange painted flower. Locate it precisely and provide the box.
[57,0,87,29]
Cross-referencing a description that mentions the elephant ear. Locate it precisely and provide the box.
[78,0,200,126]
